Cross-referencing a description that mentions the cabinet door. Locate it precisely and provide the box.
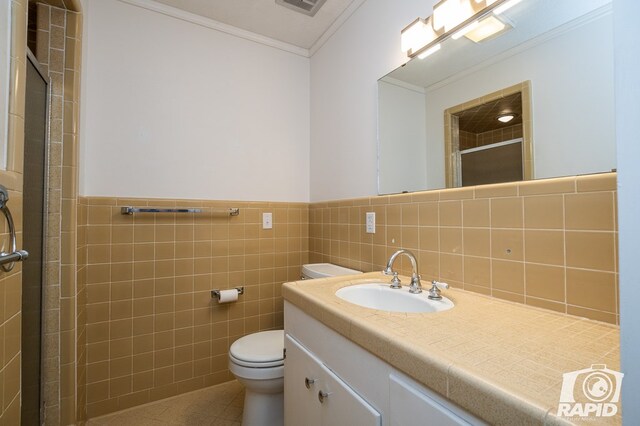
[285,334,381,426]
[390,374,484,426]
[318,362,381,426]
[285,335,322,426]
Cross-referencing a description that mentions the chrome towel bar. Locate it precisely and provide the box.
[121,206,240,216]
[0,185,29,272]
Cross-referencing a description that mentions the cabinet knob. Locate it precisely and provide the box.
[318,390,330,403]
[305,377,316,389]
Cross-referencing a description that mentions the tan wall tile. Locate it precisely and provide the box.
[566,269,616,313]
[491,229,523,261]
[490,197,523,229]
[525,264,565,302]
[81,197,309,418]
[439,201,462,226]
[565,231,616,271]
[524,230,564,266]
[74,174,620,417]
[565,192,615,231]
[523,195,563,229]
[439,227,462,254]
[463,228,490,257]
[463,256,491,287]
[492,260,524,294]
[576,172,616,192]
[462,199,489,228]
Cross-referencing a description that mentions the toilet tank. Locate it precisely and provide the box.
[301,263,362,280]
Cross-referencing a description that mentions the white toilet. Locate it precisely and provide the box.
[228,263,361,426]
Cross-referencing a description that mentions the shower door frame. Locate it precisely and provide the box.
[24,47,50,426]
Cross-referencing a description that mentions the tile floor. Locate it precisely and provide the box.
[86,380,245,426]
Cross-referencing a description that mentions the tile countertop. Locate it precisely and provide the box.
[282,272,621,426]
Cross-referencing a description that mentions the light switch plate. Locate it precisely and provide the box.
[366,212,376,233]
[263,212,273,229]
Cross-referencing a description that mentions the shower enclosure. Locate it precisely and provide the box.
[21,49,48,425]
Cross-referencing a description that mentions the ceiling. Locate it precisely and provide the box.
[457,92,523,134]
[150,0,358,50]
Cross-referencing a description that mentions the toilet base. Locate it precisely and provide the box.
[241,388,284,426]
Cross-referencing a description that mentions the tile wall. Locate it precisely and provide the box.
[0,0,28,423]
[81,197,308,418]
[477,124,523,147]
[459,124,523,151]
[309,173,619,324]
[31,2,83,424]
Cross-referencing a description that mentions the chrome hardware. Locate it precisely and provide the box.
[211,286,244,300]
[318,390,329,403]
[389,272,402,289]
[384,249,422,294]
[427,280,449,300]
[121,206,240,216]
[0,185,29,272]
[305,377,316,389]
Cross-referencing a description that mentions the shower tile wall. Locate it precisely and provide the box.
[1,0,28,423]
[81,197,308,418]
[309,173,619,324]
[31,2,83,424]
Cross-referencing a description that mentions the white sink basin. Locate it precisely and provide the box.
[335,282,454,313]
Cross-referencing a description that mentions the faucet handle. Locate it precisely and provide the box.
[427,280,449,300]
[389,272,402,289]
[432,281,449,290]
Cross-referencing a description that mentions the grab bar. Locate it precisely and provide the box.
[121,206,240,216]
[0,185,29,272]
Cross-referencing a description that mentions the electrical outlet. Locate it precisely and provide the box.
[262,212,273,229]
[366,212,376,233]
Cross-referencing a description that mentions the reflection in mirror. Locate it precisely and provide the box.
[444,82,532,187]
[0,0,10,170]
[378,0,615,195]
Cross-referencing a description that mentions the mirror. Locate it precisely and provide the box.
[378,0,614,195]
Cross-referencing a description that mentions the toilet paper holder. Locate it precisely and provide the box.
[211,286,244,300]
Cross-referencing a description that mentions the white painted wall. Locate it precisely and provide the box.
[424,14,614,188]
[615,0,640,423]
[378,80,427,194]
[80,0,310,201]
[310,0,436,201]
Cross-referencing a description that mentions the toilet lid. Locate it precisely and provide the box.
[229,330,284,368]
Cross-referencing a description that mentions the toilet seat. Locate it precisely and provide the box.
[229,330,284,368]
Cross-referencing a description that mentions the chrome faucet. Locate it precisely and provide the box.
[383,249,422,294]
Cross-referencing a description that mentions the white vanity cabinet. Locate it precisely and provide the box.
[284,301,485,426]
[284,334,381,426]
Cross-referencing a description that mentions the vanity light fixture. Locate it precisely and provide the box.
[464,15,509,43]
[418,43,442,59]
[497,113,516,123]
[401,18,438,54]
[451,20,480,39]
[400,0,520,59]
[433,0,475,32]
[493,0,522,15]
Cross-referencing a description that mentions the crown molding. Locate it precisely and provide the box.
[117,0,310,57]
[309,0,368,57]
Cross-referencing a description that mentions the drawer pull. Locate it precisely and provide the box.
[305,377,316,389]
[318,390,329,403]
